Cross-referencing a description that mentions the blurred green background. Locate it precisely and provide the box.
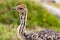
[0,0,60,40]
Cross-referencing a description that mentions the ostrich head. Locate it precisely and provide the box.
[13,4,27,14]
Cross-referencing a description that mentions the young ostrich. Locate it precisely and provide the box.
[13,4,60,40]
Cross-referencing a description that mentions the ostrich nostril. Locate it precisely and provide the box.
[12,7,16,10]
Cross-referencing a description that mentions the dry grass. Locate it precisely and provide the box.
[48,2,60,8]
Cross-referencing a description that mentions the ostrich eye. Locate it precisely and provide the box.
[18,7,23,10]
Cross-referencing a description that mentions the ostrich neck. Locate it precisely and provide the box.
[19,12,27,35]
[20,12,27,28]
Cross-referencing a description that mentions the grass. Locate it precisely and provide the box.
[48,2,60,8]
[0,0,60,40]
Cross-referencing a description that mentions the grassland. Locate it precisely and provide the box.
[0,0,60,40]
[48,2,60,8]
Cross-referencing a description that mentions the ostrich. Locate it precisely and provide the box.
[13,4,60,40]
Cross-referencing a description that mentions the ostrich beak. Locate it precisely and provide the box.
[12,7,16,10]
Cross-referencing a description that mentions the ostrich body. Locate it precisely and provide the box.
[13,4,60,40]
